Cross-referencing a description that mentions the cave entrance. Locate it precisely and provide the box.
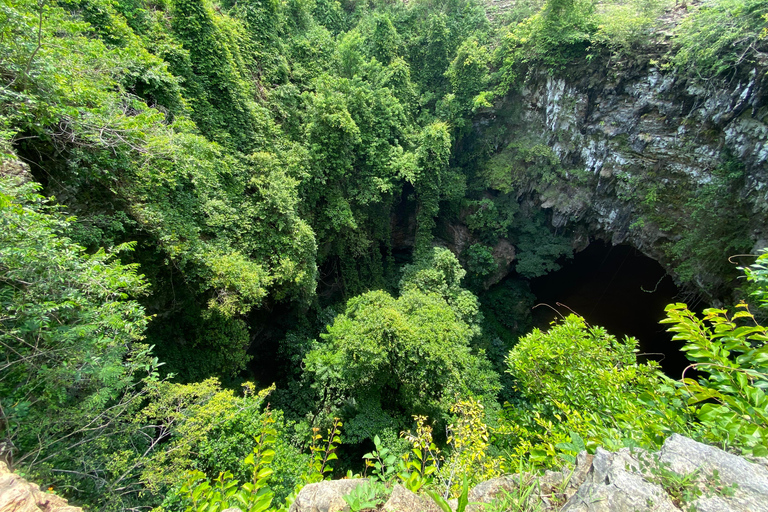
[529,241,688,378]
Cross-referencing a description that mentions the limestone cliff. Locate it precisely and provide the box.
[470,45,767,299]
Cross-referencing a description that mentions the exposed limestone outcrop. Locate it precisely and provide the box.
[288,479,367,512]
[288,435,768,512]
[463,52,768,298]
[465,451,595,511]
[521,64,767,233]
[0,462,81,512]
[381,485,441,512]
[657,433,768,512]
[561,446,681,512]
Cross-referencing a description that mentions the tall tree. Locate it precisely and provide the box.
[0,176,157,502]
[305,248,499,444]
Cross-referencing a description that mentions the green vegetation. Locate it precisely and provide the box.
[666,159,753,293]
[625,156,755,297]
[305,248,499,444]
[498,314,688,466]
[1,0,767,509]
[178,411,281,512]
[0,177,156,505]
[342,479,390,511]
[673,0,768,79]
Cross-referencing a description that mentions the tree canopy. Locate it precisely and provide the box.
[1,0,766,508]
[305,248,499,444]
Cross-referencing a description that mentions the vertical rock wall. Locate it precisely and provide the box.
[478,54,767,298]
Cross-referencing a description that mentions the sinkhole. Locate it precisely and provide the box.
[528,241,688,377]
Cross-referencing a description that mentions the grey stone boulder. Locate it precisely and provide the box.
[561,434,768,512]
[658,433,768,512]
[289,479,366,512]
[468,452,594,511]
[464,474,548,512]
[381,484,442,512]
[560,447,679,512]
[466,474,533,510]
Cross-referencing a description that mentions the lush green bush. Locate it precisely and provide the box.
[745,249,768,308]
[305,248,499,444]
[147,381,308,509]
[495,0,597,92]
[499,315,689,465]
[591,0,672,53]
[663,301,768,456]
[443,37,491,129]
[662,158,753,295]
[508,316,660,414]
[465,243,496,278]
[672,0,768,79]
[465,196,519,241]
[0,175,156,508]
[661,252,768,456]
[511,210,573,279]
[411,122,455,257]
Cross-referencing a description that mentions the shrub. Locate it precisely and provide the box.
[499,315,688,465]
[672,0,768,80]
[305,249,500,444]
[662,261,768,456]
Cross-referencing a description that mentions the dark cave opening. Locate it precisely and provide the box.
[529,241,689,378]
[247,240,692,398]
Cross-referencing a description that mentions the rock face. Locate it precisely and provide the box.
[381,485,441,512]
[658,433,768,512]
[0,155,32,183]
[288,479,367,512]
[0,462,81,512]
[470,52,768,297]
[513,434,768,512]
[562,447,682,512]
[289,435,768,512]
[467,451,594,511]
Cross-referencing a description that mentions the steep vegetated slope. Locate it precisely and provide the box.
[1,0,767,509]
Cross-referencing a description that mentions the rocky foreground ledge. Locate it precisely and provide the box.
[2,435,768,512]
[0,462,80,512]
[287,435,768,512]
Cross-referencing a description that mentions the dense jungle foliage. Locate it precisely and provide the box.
[1,0,767,509]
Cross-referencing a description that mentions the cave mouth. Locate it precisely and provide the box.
[529,241,688,378]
